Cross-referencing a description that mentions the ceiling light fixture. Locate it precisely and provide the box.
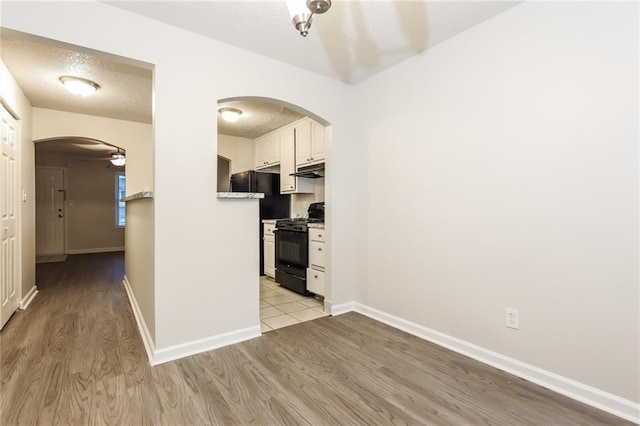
[110,149,126,167]
[287,0,332,37]
[218,107,243,123]
[59,76,100,97]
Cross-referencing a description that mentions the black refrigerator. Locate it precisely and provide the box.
[230,171,290,275]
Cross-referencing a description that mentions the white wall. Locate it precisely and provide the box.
[0,59,35,301]
[217,134,254,175]
[357,1,639,404]
[65,164,125,253]
[291,179,325,217]
[3,1,359,351]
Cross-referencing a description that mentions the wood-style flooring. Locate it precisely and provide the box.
[0,252,632,425]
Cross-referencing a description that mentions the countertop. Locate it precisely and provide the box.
[217,192,264,199]
[308,223,325,229]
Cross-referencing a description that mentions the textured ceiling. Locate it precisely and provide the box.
[218,99,305,139]
[104,0,520,84]
[0,33,153,123]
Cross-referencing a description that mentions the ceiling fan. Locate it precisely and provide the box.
[65,148,126,168]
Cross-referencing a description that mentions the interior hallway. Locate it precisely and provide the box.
[0,253,631,425]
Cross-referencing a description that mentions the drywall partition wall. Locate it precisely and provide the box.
[217,134,254,175]
[3,1,359,353]
[358,1,639,406]
[0,59,35,302]
[31,107,156,341]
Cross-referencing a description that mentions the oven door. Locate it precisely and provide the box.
[274,228,308,278]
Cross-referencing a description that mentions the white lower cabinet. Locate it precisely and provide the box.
[306,268,325,296]
[263,223,276,278]
[307,228,326,296]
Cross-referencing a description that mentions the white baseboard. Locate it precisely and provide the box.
[19,286,38,310]
[67,247,125,254]
[331,300,356,316]
[122,276,156,365]
[122,276,261,367]
[153,325,261,366]
[336,302,640,424]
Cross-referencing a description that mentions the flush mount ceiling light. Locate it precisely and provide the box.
[218,107,243,123]
[59,76,100,97]
[287,0,332,37]
[111,149,126,167]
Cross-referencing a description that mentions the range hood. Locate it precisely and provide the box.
[290,162,324,179]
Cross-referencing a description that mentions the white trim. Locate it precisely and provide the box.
[153,325,261,366]
[330,300,356,316]
[336,302,640,424]
[122,276,155,365]
[19,285,38,310]
[323,298,332,314]
[66,247,125,254]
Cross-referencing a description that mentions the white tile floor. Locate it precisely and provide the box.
[260,276,328,333]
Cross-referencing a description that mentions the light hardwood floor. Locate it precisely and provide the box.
[0,253,632,425]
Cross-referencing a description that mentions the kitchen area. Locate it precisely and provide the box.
[216,98,329,333]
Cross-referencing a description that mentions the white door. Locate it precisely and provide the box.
[36,168,65,255]
[1,104,19,329]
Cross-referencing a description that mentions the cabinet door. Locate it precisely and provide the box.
[280,126,296,193]
[307,268,325,296]
[264,132,281,165]
[264,237,275,278]
[310,120,325,162]
[255,137,266,169]
[309,240,325,270]
[295,119,312,165]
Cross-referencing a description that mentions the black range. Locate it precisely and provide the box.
[274,202,324,296]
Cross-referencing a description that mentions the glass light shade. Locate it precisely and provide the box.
[60,76,100,97]
[219,107,242,123]
[111,154,126,167]
[286,0,310,19]
[287,0,312,35]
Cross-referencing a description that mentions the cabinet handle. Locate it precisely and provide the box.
[314,275,318,279]
[318,247,322,252]
[318,234,322,238]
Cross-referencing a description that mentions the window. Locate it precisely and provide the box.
[115,172,126,227]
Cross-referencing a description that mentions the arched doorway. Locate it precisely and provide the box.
[217,96,330,333]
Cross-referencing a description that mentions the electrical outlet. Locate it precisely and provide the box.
[505,308,519,330]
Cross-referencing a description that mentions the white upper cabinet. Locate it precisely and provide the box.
[295,118,325,166]
[280,124,314,194]
[279,125,296,193]
[255,131,281,169]
[254,117,321,193]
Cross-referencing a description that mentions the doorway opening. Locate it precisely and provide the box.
[34,137,126,261]
[216,96,330,333]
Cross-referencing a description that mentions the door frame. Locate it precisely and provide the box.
[35,166,67,256]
